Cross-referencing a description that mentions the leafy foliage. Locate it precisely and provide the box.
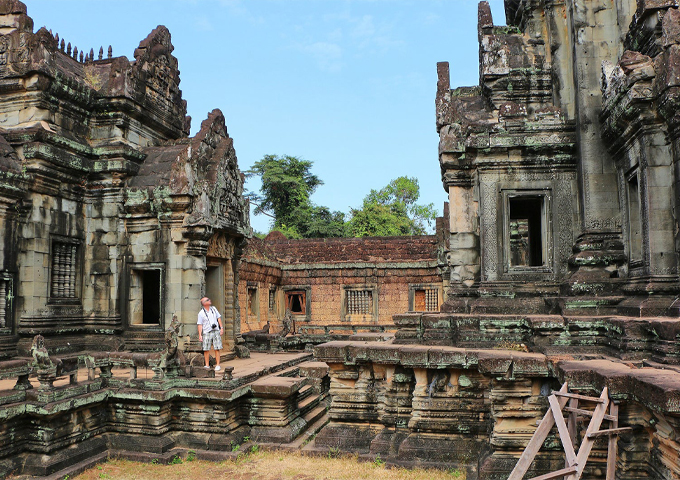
[247,157,436,238]
[246,155,345,238]
[346,177,436,237]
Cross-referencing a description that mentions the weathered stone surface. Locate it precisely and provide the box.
[0,0,251,359]
[313,341,680,477]
[0,350,327,477]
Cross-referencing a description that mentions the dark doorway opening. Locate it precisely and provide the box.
[509,197,544,267]
[141,270,161,324]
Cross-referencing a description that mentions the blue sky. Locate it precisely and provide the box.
[29,0,506,233]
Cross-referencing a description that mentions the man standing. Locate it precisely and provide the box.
[197,297,223,371]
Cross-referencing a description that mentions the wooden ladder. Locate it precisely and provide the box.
[508,383,632,480]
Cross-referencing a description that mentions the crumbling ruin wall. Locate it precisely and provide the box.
[310,0,680,477]
[600,1,680,314]
[0,348,329,478]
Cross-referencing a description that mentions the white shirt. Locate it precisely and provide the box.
[197,306,222,332]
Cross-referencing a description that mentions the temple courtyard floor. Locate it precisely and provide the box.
[0,351,313,390]
[72,450,465,480]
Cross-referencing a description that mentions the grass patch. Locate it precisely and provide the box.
[75,450,465,479]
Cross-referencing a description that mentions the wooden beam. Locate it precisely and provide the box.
[528,466,578,480]
[566,387,610,480]
[508,383,570,480]
[564,406,616,422]
[606,404,618,480]
[567,398,578,469]
[552,391,605,403]
[549,394,577,467]
[587,427,632,439]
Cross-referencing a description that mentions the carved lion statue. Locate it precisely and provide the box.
[30,334,54,369]
[280,309,293,337]
[164,314,186,367]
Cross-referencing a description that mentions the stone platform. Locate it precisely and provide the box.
[0,352,330,479]
[311,339,680,479]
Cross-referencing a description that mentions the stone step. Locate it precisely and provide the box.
[297,390,321,413]
[270,412,330,451]
[13,451,108,480]
[297,383,314,399]
[302,403,328,427]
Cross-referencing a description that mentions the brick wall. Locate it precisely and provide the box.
[239,235,443,332]
[266,235,438,263]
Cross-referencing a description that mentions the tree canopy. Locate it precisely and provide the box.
[246,155,437,238]
[346,176,437,237]
[245,155,345,239]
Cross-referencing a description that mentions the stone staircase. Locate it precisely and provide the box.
[246,361,330,446]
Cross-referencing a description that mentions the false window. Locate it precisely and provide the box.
[343,286,377,321]
[413,288,439,312]
[50,241,79,299]
[247,287,258,317]
[268,288,276,313]
[0,279,7,328]
[347,290,373,315]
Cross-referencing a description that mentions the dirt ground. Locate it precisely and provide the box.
[75,449,465,480]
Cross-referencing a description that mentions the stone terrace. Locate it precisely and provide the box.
[0,351,330,479]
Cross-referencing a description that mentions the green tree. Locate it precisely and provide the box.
[246,155,345,238]
[347,176,437,237]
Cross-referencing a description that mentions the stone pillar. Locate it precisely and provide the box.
[437,61,481,310]
[232,238,250,358]
[447,185,479,291]
[566,0,627,288]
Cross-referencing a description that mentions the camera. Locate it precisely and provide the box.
[211,324,217,330]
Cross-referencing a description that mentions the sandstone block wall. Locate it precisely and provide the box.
[0,1,251,357]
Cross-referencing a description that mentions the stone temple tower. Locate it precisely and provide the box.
[436,0,680,318]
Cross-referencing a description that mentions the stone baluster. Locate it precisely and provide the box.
[58,244,66,297]
[0,281,6,328]
[68,245,76,297]
[13,373,31,390]
[52,244,61,297]
[99,364,112,380]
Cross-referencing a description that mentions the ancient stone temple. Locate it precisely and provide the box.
[436,0,680,316]
[4,0,680,478]
[312,0,680,478]
[0,1,250,358]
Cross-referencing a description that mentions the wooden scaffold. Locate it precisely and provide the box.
[508,383,632,480]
